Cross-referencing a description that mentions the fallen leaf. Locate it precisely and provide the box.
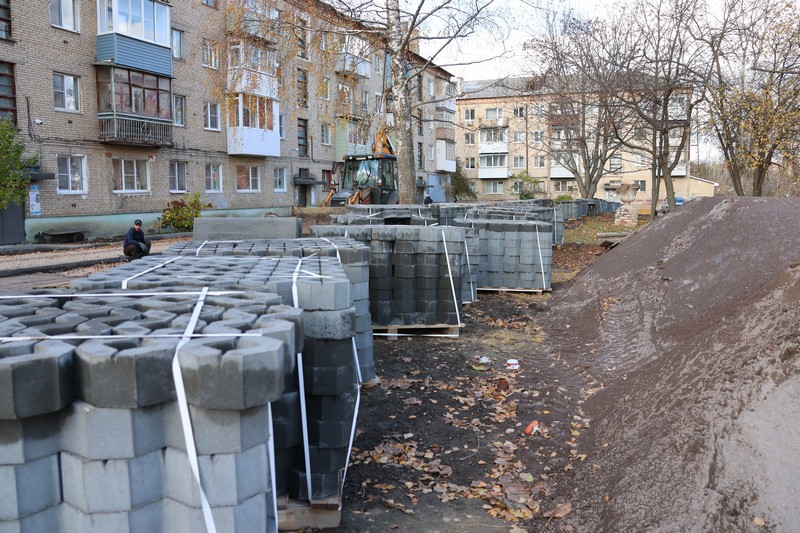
[753,517,765,527]
[524,420,539,435]
[543,501,572,518]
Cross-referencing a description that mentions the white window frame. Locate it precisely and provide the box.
[172,29,184,59]
[113,159,149,192]
[428,144,434,161]
[486,181,504,194]
[278,114,285,138]
[427,79,435,97]
[465,157,476,169]
[480,154,507,167]
[445,141,455,161]
[322,77,330,100]
[532,130,545,142]
[375,92,383,115]
[464,108,475,122]
[169,160,187,192]
[202,39,219,69]
[634,152,649,166]
[56,154,86,193]
[609,154,623,173]
[320,123,331,145]
[513,106,524,118]
[533,155,546,168]
[468,181,477,193]
[635,179,647,192]
[205,163,222,192]
[236,165,260,192]
[513,155,524,169]
[172,94,186,126]
[53,73,80,112]
[464,132,475,145]
[513,131,524,143]
[486,107,503,119]
[50,0,78,32]
[273,167,287,192]
[204,101,220,131]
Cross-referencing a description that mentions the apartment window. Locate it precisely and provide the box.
[320,123,331,145]
[634,152,649,166]
[513,131,525,143]
[202,40,219,69]
[464,132,475,145]
[464,108,475,122]
[445,141,455,161]
[511,180,521,194]
[513,156,524,169]
[322,169,332,190]
[480,128,506,143]
[201,0,217,7]
[169,161,187,192]
[375,92,384,114]
[56,155,86,193]
[513,106,524,118]
[297,69,308,107]
[486,181,504,194]
[205,163,221,192]
[416,75,423,100]
[468,181,477,193]
[373,53,382,74]
[465,157,476,169]
[230,94,273,129]
[428,145,434,161]
[486,108,503,119]
[172,95,186,126]
[480,154,507,167]
[417,142,424,168]
[532,104,544,116]
[533,155,546,168]
[100,0,168,44]
[532,130,545,142]
[273,167,286,191]
[0,0,10,40]
[113,159,148,192]
[361,90,369,116]
[295,18,308,59]
[416,114,423,135]
[635,180,647,193]
[427,79,435,97]
[50,0,77,31]
[609,154,623,173]
[0,61,16,123]
[172,29,185,60]
[53,73,79,111]
[319,31,328,51]
[96,67,171,118]
[553,180,574,193]
[322,77,330,100]
[297,118,308,156]
[204,102,220,130]
[278,114,284,138]
[236,165,260,191]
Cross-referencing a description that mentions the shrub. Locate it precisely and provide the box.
[554,194,574,204]
[156,192,211,232]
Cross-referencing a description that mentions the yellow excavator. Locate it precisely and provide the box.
[323,127,400,207]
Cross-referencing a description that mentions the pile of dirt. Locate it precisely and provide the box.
[546,197,800,531]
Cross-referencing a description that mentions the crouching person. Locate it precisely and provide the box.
[123,219,151,260]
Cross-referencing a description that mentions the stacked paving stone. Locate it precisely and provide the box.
[0,289,292,532]
[331,204,437,227]
[466,204,565,246]
[453,219,553,291]
[312,225,466,327]
[68,255,360,503]
[162,238,375,384]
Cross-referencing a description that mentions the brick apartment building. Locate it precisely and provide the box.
[0,0,455,241]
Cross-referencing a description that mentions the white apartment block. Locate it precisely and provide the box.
[0,0,454,241]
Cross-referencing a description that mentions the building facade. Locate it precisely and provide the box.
[1,0,453,240]
[456,78,715,204]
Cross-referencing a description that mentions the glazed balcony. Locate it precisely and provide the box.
[98,112,172,146]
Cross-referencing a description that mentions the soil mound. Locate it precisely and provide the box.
[552,197,800,531]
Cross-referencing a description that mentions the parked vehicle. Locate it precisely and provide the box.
[661,196,685,213]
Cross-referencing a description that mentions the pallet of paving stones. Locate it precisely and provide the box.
[372,322,463,338]
[476,286,553,294]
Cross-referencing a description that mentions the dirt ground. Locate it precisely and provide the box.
[335,197,800,533]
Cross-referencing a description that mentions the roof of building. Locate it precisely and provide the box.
[459,77,545,99]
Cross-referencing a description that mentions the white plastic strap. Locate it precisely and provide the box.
[266,403,278,533]
[194,240,209,256]
[172,287,217,533]
[121,256,183,289]
[0,289,243,300]
[535,226,547,290]
[296,352,313,501]
[441,229,462,326]
[319,237,342,265]
[463,237,476,303]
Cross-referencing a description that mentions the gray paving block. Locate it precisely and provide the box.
[61,401,165,460]
[161,492,270,532]
[0,339,75,420]
[303,308,356,340]
[0,411,63,465]
[61,448,164,513]
[74,338,177,408]
[165,443,269,507]
[164,402,270,456]
[303,446,349,473]
[289,468,342,500]
[178,335,285,409]
[0,454,61,520]
[59,500,163,533]
[302,338,354,368]
[251,316,298,372]
[305,365,355,396]
[0,503,59,533]
[295,278,350,311]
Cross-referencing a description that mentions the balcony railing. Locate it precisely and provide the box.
[98,113,173,146]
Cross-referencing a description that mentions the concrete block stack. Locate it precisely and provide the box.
[162,238,375,384]
[69,255,360,503]
[312,225,466,327]
[467,204,565,246]
[331,204,437,227]
[0,289,292,532]
[453,219,553,291]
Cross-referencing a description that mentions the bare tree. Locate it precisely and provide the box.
[701,0,800,196]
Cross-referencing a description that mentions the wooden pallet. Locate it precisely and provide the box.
[277,495,341,530]
[373,323,462,338]
[477,286,551,294]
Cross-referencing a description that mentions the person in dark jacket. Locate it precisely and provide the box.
[423,195,433,205]
[123,219,151,260]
